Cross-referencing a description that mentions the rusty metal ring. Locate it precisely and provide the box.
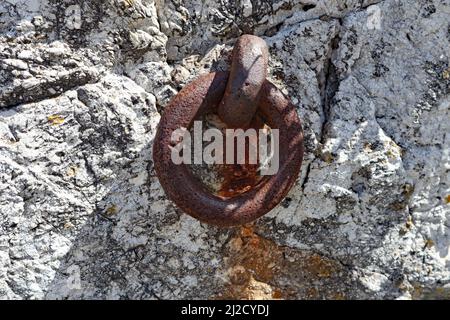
[153,72,304,227]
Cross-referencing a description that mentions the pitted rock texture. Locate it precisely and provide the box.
[0,0,449,299]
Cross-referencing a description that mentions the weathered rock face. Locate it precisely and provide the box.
[0,0,449,299]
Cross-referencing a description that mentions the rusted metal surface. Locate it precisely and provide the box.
[217,113,265,198]
[153,70,304,227]
[217,35,268,128]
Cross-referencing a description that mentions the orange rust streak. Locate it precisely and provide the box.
[217,114,265,198]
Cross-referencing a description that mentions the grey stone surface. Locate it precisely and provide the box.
[0,0,449,299]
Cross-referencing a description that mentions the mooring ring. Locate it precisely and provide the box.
[153,72,304,227]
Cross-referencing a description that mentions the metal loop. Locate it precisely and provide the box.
[153,72,304,227]
[217,35,269,128]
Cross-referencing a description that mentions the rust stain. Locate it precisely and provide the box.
[217,163,261,198]
[424,239,435,249]
[216,226,349,300]
[47,114,65,125]
[217,113,266,198]
[106,205,118,216]
[445,194,450,204]
[412,285,450,300]
[443,68,450,80]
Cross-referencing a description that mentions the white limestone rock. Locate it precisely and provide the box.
[0,0,449,299]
